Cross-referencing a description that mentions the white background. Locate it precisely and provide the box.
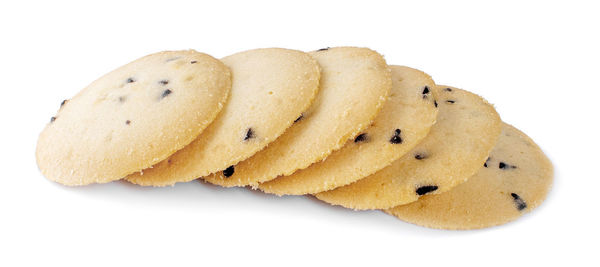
[1,0,598,266]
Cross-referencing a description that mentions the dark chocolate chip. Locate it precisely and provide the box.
[161,89,172,98]
[416,185,438,195]
[60,99,68,107]
[389,129,403,144]
[316,47,330,51]
[446,100,456,104]
[354,133,368,143]
[484,157,491,168]
[414,153,427,160]
[243,128,254,141]
[294,114,303,123]
[159,80,169,85]
[434,100,438,108]
[223,165,235,177]
[511,193,527,211]
[50,116,56,123]
[422,86,430,98]
[499,162,517,169]
[190,60,197,64]
[126,77,135,83]
[445,88,452,92]
[125,120,131,125]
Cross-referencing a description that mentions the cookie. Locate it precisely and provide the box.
[315,86,501,210]
[385,123,553,230]
[36,50,232,186]
[259,66,438,195]
[125,48,321,186]
[203,47,391,187]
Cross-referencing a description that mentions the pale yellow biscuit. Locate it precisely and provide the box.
[385,123,553,230]
[259,66,437,195]
[203,47,391,187]
[126,48,320,186]
[36,50,231,186]
[316,86,501,210]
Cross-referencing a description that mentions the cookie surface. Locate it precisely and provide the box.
[36,50,231,186]
[126,48,321,186]
[316,86,501,210]
[385,123,553,230]
[203,47,391,187]
[259,66,438,195]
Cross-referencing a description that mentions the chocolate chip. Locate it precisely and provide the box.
[511,193,527,211]
[243,128,254,141]
[125,120,131,125]
[60,99,68,107]
[161,89,172,98]
[484,157,491,167]
[50,116,56,123]
[434,100,438,108]
[316,47,330,51]
[118,96,127,103]
[190,60,197,64]
[294,114,303,123]
[223,165,235,177]
[389,129,402,144]
[416,185,438,195]
[159,80,169,85]
[414,153,427,160]
[445,88,452,92]
[126,77,135,83]
[354,133,368,143]
[499,162,517,169]
[446,100,456,104]
[422,86,430,98]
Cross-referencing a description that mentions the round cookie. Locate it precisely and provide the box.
[203,47,391,187]
[259,66,438,195]
[385,123,553,230]
[315,86,502,210]
[36,50,232,186]
[126,48,321,186]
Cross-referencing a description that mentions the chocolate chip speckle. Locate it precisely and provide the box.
[223,165,235,177]
[50,116,56,123]
[126,77,135,83]
[159,80,169,85]
[446,100,456,104]
[190,60,197,64]
[243,128,254,141]
[389,129,403,144]
[434,100,438,108]
[422,86,430,98]
[294,114,303,123]
[416,185,438,195]
[445,88,452,92]
[118,96,127,103]
[511,193,527,211]
[354,133,368,143]
[317,47,330,51]
[125,120,131,125]
[499,162,517,169]
[161,89,172,98]
[484,157,491,167]
[60,99,68,107]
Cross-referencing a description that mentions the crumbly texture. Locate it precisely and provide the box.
[259,66,438,195]
[316,86,501,210]
[36,50,232,186]
[126,48,320,186]
[385,123,553,230]
[203,47,391,187]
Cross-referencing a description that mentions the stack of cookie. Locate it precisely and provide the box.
[36,47,553,230]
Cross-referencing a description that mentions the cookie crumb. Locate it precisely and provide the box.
[161,89,172,98]
[416,185,438,195]
[354,133,368,143]
[389,129,403,144]
[223,165,235,177]
[511,193,527,211]
[244,128,254,141]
